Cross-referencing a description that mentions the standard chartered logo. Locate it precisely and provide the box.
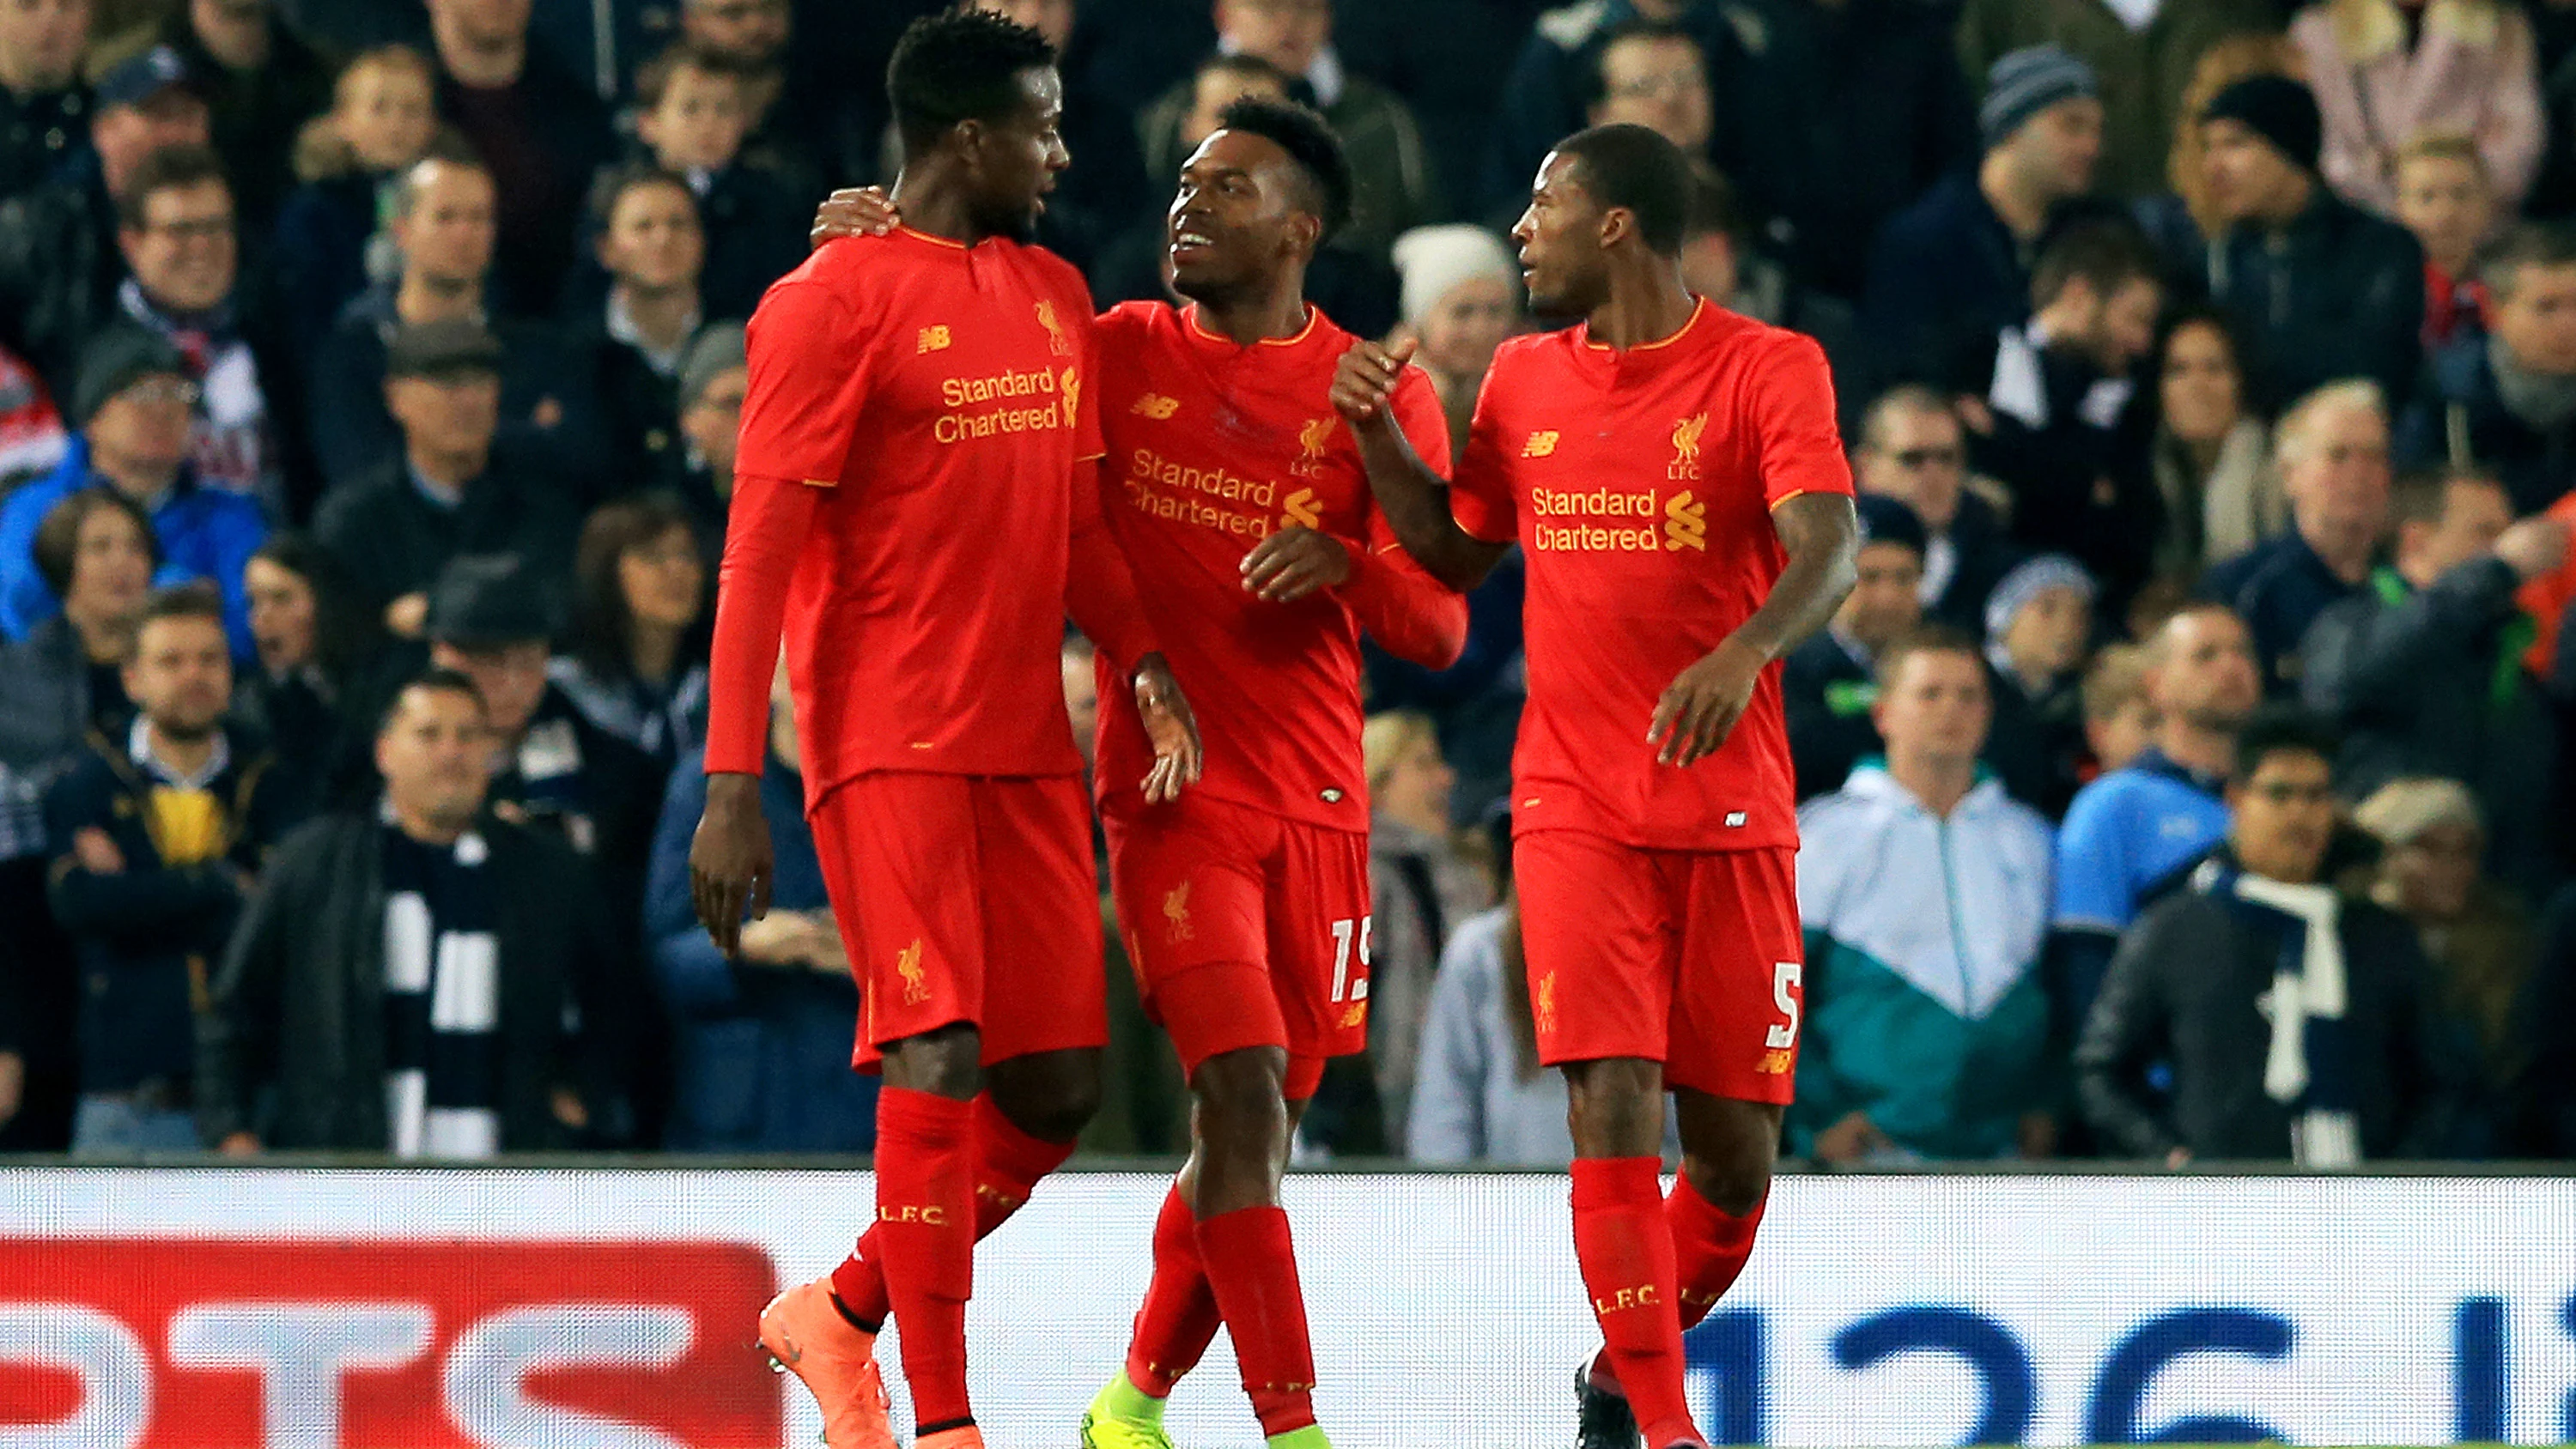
[1664,490,1705,550]
[1528,484,1710,554]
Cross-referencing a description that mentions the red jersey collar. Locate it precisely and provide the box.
[1182,302,1325,353]
[1573,294,1716,378]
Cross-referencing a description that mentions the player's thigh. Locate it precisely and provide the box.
[973,775,1109,1065]
[809,773,987,1060]
[1667,846,1805,1104]
[1514,830,1680,1069]
[1103,797,1286,1081]
[1267,818,1374,1101]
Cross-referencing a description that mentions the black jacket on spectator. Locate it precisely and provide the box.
[1984,661,2086,822]
[312,444,580,624]
[1925,491,2025,632]
[434,53,615,318]
[2510,882,2576,1155]
[1860,178,2126,397]
[197,807,636,1149]
[270,172,387,369]
[694,162,810,321]
[2303,559,2562,897]
[2075,852,2444,1160]
[44,728,301,1095]
[1783,631,1879,802]
[0,79,89,200]
[2397,331,2576,516]
[2186,190,2424,412]
[143,9,336,235]
[307,283,603,494]
[0,154,123,397]
[1704,0,1977,301]
[0,616,131,787]
[1479,0,1741,219]
[567,310,688,501]
[2200,532,2375,697]
[1966,341,2160,607]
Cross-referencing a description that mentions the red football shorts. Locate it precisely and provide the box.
[1514,831,1803,1103]
[808,772,1107,1069]
[1103,795,1372,1100]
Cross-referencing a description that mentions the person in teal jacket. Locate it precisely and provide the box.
[1791,624,2060,1162]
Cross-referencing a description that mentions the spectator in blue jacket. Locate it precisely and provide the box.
[1794,626,2059,1162]
[2201,379,2392,694]
[2050,602,2258,1028]
[644,652,873,1153]
[0,326,265,658]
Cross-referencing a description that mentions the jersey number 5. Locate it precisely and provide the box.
[1765,960,1801,1049]
[1329,916,1373,1003]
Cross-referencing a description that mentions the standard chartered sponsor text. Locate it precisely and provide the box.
[1122,447,1285,538]
[1531,485,1702,552]
[935,366,1070,445]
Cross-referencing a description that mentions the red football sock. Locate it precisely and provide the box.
[1124,1181,1222,1396]
[871,1088,976,1430]
[1668,1177,1765,1332]
[1572,1157,1699,1448]
[1198,1205,1318,1437]
[831,1094,1076,1328]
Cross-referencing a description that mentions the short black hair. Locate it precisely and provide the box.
[2231,703,2340,785]
[1550,122,1692,258]
[2482,221,2576,302]
[886,7,1056,154]
[1577,18,1701,113]
[136,579,226,634]
[2030,218,2159,310]
[585,160,700,236]
[1212,94,1354,244]
[378,666,487,737]
[115,142,229,232]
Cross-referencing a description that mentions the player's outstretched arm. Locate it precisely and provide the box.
[1334,339,1507,593]
[1649,492,1859,767]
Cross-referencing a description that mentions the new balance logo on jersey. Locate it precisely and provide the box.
[916,325,951,353]
[1282,486,1323,530]
[1163,882,1194,943]
[1664,490,1706,550]
[1522,430,1559,458]
[896,938,930,1005]
[1131,393,1180,419]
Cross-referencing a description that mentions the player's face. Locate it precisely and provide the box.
[1168,128,1314,305]
[966,66,1069,243]
[1513,151,1613,319]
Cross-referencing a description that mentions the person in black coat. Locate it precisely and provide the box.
[425,0,613,318]
[568,165,713,499]
[2077,707,2447,1164]
[313,319,580,640]
[1786,494,1925,799]
[198,667,637,1152]
[43,584,304,1153]
[625,44,805,320]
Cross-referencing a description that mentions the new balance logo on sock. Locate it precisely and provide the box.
[878,1204,951,1225]
[1593,1284,1661,1315]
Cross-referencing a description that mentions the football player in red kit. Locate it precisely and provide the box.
[1332,122,1860,1449]
[811,95,1464,1449]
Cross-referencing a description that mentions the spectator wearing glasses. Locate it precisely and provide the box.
[0,43,210,395]
[2078,706,2445,1166]
[0,325,265,657]
[1852,385,2020,632]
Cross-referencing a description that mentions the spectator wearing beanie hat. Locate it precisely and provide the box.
[0,325,265,659]
[2190,73,2427,411]
[1785,494,1928,800]
[1390,224,1520,457]
[1862,44,2117,393]
[1982,554,2098,820]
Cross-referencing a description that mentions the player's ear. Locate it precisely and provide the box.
[1285,209,1321,261]
[1598,204,1632,252]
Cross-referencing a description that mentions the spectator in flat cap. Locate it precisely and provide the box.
[419,552,667,1131]
[311,318,578,644]
[0,42,211,395]
[1785,494,1928,801]
[100,0,335,235]
[657,322,743,540]
[0,324,265,658]
[1955,0,2285,200]
[0,0,94,197]
[2187,74,2426,411]
[307,152,602,495]
[1862,45,2115,395]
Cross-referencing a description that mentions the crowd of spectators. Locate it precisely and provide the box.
[3,0,2575,1165]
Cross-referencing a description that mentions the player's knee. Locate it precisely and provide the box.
[1563,1058,1666,1156]
[1192,1047,1289,1126]
[884,1024,982,1099]
[1678,1099,1781,1216]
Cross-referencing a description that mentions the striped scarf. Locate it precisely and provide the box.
[379,820,503,1159]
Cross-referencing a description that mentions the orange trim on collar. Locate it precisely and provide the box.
[1582,295,1710,354]
[894,225,969,251]
[1186,303,1321,348]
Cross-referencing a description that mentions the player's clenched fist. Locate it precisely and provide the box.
[1649,635,1767,767]
[1331,337,1415,425]
[1131,652,1206,804]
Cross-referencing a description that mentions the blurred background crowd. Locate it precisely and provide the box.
[3,0,2573,1166]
